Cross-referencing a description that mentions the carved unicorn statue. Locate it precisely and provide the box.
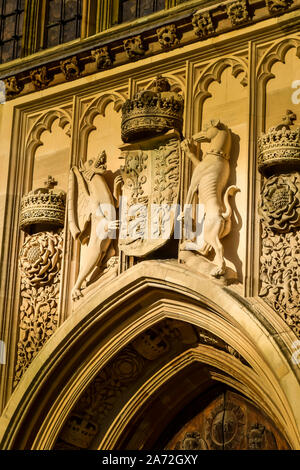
[180,119,239,277]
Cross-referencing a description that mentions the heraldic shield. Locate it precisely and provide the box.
[118,130,182,257]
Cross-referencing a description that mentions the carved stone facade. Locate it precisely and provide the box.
[258,113,300,337]
[15,230,63,386]
[54,321,249,450]
[0,0,300,453]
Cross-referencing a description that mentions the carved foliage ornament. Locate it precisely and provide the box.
[226,0,250,26]
[192,11,215,38]
[156,24,180,49]
[15,231,63,386]
[258,173,300,232]
[259,225,300,336]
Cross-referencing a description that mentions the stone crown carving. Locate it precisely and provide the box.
[121,75,184,143]
[20,176,66,232]
[258,110,300,176]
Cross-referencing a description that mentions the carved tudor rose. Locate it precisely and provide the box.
[156,24,180,49]
[192,11,215,38]
[19,232,63,286]
[259,174,300,232]
[226,0,250,26]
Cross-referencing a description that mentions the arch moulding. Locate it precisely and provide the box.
[0,261,299,450]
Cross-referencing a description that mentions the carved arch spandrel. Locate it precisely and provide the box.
[257,36,300,85]
[77,92,126,161]
[25,108,72,193]
[192,56,248,133]
[256,36,300,133]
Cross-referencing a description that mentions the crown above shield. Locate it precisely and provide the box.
[121,75,184,143]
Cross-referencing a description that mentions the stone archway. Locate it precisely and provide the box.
[0,261,299,449]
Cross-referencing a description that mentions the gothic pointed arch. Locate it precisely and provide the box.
[77,92,126,160]
[0,262,298,450]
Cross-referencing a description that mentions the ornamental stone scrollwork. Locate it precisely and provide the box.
[226,0,250,26]
[179,120,240,279]
[266,0,293,14]
[91,47,113,69]
[30,66,53,90]
[156,24,180,49]
[192,11,215,38]
[123,35,146,60]
[258,111,300,337]
[60,56,81,81]
[15,177,65,386]
[259,225,300,336]
[68,152,119,301]
[205,400,245,450]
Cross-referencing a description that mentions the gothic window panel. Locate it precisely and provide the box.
[120,0,165,23]
[44,0,82,49]
[0,0,25,64]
